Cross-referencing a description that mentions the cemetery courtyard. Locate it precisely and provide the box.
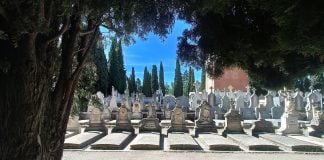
[62,87,324,160]
[1,1,324,160]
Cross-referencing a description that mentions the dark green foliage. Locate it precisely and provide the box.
[136,78,142,93]
[151,65,159,93]
[294,77,311,93]
[173,58,183,97]
[142,67,152,97]
[177,0,324,89]
[108,38,126,94]
[73,62,97,113]
[92,39,109,95]
[188,67,195,93]
[129,67,137,94]
[249,81,268,96]
[159,62,166,95]
[183,69,189,96]
[199,67,206,92]
[311,73,324,91]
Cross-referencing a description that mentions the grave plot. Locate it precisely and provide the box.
[289,135,324,148]
[167,133,199,150]
[227,134,280,151]
[259,134,323,152]
[198,133,241,151]
[91,132,133,150]
[64,131,105,149]
[129,133,161,150]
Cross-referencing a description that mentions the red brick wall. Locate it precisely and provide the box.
[213,67,249,91]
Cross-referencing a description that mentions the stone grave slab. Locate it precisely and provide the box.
[259,134,322,152]
[130,133,161,150]
[139,118,161,133]
[168,133,199,150]
[289,135,324,148]
[64,131,105,149]
[91,132,132,150]
[198,133,241,151]
[227,134,279,151]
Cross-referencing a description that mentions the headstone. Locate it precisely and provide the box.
[208,87,216,106]
[147,104,157,118]
[178,96,190,110]
[164,109,171,119]
[240,107,255,120]
[131,101,142,119]
[164,95,176,110]
[194,101,217,136]
[276,89,302,135]
[109,87,118,111]
[308,102,324,137]
[139,104,161,133]
[235,94,245,110]
[67,116,81,133]
[271,106,284,119]
[168,105,187,133]
[222,100,244,136]
[219,94,230,119]
[112,105,134,133]
[294,89,306,120]
[85,107,107,133]
[249,88,259,108]
[251,113,275,136]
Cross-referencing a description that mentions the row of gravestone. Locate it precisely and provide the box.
[68,90,324,138]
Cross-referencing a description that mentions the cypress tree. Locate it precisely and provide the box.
[188,67,195,93]
[129,67,137,94]
[116,40,126,94]
[183,69,189,96]
[173,58,183,97]
[108,37,119,95]
[159,61,166,95]
[92,39,109,95]
[136,78,142,93]
[200,66,206,92]
[142,67,152,97]
[151,65,159,93]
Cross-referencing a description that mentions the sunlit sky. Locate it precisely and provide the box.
[102,20,201,85]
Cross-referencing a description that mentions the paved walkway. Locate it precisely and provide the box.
[63,151,324,160]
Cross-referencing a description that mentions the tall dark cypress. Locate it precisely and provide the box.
[108,37,119,95]
[129,67,137,94]
[116,40,126,94]
[173,58,183,97]
[92,39,109,95]
[142,67,152,97]
[159,61,166,95]
[151,65,159,93]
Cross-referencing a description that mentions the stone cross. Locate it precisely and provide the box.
[209,86,214,94]
[228,85,234,93]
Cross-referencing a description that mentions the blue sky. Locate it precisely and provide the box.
[102,20,201,85]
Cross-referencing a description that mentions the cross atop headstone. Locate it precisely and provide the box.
[309,86,314,92]
[246,85,250,92]
[209,86,214,93]
[252,87,256,94]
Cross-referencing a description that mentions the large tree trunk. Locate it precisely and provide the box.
[0,10,99,160]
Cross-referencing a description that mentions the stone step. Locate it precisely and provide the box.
[91,132,133,150]
[64,131,105,149]
[259,134,322,152]
[288,135,324,148]
[130,133,161,150]
[168,133,199,150]
[227,134,280,151]
[198,134,241,151]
